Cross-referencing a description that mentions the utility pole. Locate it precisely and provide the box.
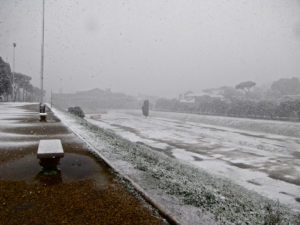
[12,42,16,102]
[40,0,45,105]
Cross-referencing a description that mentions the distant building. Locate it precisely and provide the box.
[178,90,223,103]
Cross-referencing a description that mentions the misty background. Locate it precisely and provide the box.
[1,0,300,98]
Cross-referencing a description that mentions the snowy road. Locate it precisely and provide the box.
[87,110,300,211]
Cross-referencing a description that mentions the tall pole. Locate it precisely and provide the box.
[12,43,16,102]
[40,0,45,105]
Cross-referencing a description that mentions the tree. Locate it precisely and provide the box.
[219,86,241,102]
[235,81,256,92]
[24,83,34,101]
[0,57,12,99]
[256,101,277,119]
[13,73,31,101]
[0,56,44,102]
[271,77,300,97]
[276,100,300,119]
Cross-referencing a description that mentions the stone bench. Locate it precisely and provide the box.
[39,112,47,121]
[37,139,64,170]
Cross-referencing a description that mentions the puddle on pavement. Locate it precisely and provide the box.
[0,104,168,225]
[0,152,113,188]
[0,151,167,225]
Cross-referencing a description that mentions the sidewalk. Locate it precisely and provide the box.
[0,103,167,225]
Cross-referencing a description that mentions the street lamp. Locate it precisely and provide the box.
[12,42,16,102]
[39,0,47,121]
[40,0,45,106]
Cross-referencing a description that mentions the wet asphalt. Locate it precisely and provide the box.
[0,103,167,225]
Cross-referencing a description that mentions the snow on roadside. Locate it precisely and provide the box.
[86,110,300,211]
[124,110,300,138]
[52,106,300,225]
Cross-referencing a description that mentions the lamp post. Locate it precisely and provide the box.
[40,0,45,105]
[39,0,47,121]
[12,42,16,102]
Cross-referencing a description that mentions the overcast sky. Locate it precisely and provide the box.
[1,0,300,97]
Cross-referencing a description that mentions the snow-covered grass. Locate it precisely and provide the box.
[125,110,300,138]
[52,107,300,225]
[86,110,300,211]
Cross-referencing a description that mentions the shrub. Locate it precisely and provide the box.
[68,106,85,118]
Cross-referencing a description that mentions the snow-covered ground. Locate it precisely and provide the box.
[86,110,300,212]
[2,103,299,223]
[49,106,300,224]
